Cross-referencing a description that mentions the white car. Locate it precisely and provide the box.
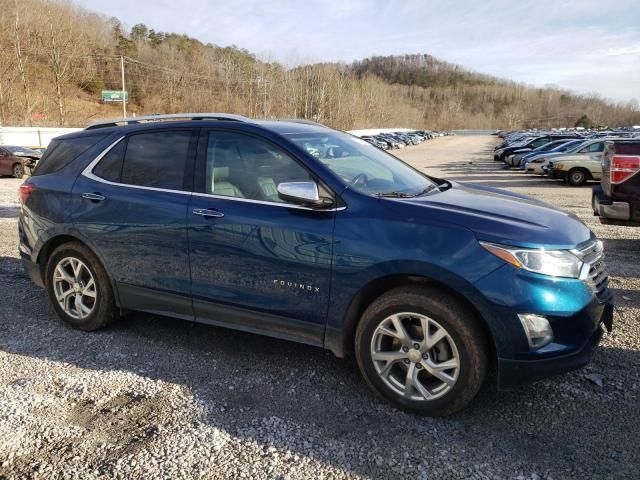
[525,155,561,174]
[524,138,614,174]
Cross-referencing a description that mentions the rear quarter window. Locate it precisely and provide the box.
[33,134,107,176]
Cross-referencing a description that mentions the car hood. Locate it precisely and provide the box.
[395,181,591,249]
[14,153,41,160]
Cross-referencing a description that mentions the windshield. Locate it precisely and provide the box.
[5,146,40,156]
[286,131,439,197]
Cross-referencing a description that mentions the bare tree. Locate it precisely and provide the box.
[38,1,87,126]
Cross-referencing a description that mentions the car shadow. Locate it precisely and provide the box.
[0,206,19,219]
[430,157,606,191]
[430,158,572,189]
[1,254,639,477]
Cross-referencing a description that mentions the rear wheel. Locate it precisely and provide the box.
[12,163,24,178]
[567,168,588,186]
[355,286,488,416]
[45,242,119,330]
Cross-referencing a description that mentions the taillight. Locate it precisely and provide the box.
[611,155,640,184]
[18,183,35,203]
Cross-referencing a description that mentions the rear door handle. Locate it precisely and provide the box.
[193,208,224,219]
[82,193,105,202]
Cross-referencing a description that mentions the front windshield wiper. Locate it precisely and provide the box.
[374,191,413,198]
[375,184,440,198]
[413,184,439,196]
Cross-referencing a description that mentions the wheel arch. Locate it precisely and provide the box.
[331,274,497,366]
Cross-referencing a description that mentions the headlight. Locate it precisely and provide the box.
[480,242,583,278]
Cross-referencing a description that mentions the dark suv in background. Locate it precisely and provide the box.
[593,139,640,226]
[19,114,613,416]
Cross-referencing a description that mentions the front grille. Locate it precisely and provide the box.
[575,239,609,301]
[586,259,609,300]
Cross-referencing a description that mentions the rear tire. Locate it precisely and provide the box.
[567,168,588,186]
[12,163,24,178]
[45,242,119,331]
[355,286,488,416]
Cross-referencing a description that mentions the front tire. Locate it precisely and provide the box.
[355,286,488,416]
[12,163,24,178]
[45,242,119,331]
[567,168,588,186]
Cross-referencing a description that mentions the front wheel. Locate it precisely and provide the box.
[355,286,488,416]
[12,163,24,178]
[567,168,588,186]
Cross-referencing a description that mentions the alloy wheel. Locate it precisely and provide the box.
[13,163,24,178]
[370,312,460,401]
[52,257,97,320]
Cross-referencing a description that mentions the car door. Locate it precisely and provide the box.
[71,128,199,319]
[187,129,337,345]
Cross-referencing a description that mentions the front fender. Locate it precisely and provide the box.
[323,195,508,357]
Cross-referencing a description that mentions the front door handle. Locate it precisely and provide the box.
[82,192,105,202]
[193,208,224,219]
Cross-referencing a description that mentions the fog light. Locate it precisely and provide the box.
[518,314,554,349]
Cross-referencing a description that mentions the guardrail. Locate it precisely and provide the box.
[0,126,81,147]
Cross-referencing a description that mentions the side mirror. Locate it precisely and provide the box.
[277,181,332,208]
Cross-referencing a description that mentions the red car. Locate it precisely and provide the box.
[593,140,640,226]
[0,146,42,178]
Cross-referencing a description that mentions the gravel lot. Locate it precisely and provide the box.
[1,135,638,479]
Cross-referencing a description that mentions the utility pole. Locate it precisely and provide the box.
[120,55,127,118]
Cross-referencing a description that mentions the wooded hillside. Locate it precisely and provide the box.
[1,0,638,130]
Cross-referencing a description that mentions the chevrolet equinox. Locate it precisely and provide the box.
[18,114,614,416]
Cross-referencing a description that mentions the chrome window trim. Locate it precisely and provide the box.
[190,191,346,211]
[82,136,346,211]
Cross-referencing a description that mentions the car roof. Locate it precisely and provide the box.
[54,116,333,141]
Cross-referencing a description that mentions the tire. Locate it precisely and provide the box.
[12,163,24,178]
[45,241,119,331]
[355,286,488,416]
[567,168,588,186]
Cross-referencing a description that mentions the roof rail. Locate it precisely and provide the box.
[85,113,252,130]
[270,118,328,128]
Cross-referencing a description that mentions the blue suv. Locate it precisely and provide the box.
[18,114,613,416]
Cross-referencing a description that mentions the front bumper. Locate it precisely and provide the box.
[497,306,610,389]
[548,168,565,179]
[472,256,614,390]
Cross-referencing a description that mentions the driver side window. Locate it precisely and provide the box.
[205,132,312,203]
[587,142,604,153]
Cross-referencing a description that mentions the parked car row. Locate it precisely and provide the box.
[360,130,453,150]
[497,130,640,227]
[497,129,640,186]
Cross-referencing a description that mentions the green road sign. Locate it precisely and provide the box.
[101,90,128,102]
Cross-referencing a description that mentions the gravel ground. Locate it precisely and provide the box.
[0,136,638,479]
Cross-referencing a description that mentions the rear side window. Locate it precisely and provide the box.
[33,134,107,176]
[92,140,126,182]
[120,131,193,190]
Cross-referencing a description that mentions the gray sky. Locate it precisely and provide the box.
[76,0,640,103]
